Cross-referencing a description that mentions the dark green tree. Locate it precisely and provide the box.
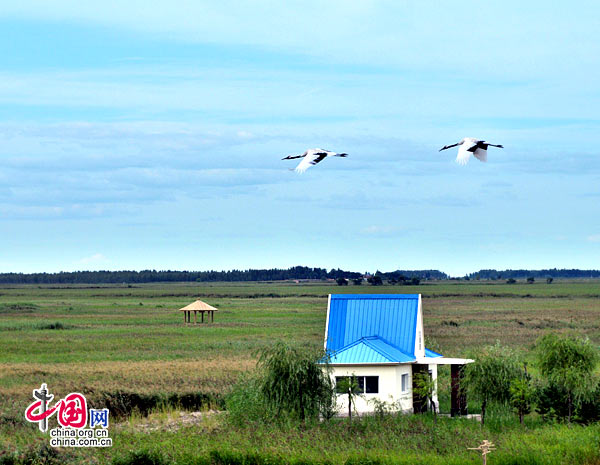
[367,276,383,286]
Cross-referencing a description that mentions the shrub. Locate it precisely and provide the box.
[0,453,17,465]
[4,443,65,465]
[112,449,169,465]
[533,379,569,422]
[37,322,72,330]
[578,384,600,423]
[225,374,275,426]
[100,391,222,418]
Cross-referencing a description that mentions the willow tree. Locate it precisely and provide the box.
[258,342,335,421]
[536,333,599,423]
[463,343,522,426]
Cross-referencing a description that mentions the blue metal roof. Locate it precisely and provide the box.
[328,336,416,364]
[425,348,442,358]
[326,294,420,358]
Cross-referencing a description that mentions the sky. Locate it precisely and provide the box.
[1,1,599,276]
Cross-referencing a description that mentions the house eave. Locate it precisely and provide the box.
[326,362,406,367]
[414,357,474,365]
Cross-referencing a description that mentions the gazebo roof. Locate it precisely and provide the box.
[179,300,218,311]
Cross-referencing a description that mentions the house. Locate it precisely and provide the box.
[323,294,473,415]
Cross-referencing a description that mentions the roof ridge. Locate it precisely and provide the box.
[362,336,414,361]
[326,338,364,358]
[372,335,415,358]
[361,337,397,361]
[328,337,397,363]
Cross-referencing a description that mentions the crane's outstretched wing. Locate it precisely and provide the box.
[456,140,477,165]
[473,148,487,162]
[294,151,328,173]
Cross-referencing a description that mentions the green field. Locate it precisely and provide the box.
[1,280,599,464]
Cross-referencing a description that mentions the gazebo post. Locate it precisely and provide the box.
[201,311,205,323]
[211,310,214,323]
[194,311,197,324]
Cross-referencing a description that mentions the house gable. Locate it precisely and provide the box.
[325,294,422,359]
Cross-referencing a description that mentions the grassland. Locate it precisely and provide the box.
[1,280,599,464]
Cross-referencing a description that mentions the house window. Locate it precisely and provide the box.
[335,376,379,394]
[401,373,409,392]
[364,376,379,394]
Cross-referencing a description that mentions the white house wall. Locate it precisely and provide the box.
[329,364,413,415]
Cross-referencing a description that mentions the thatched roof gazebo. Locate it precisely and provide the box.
[180,300,218,324]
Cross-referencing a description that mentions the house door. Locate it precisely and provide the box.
[412,364,429,413]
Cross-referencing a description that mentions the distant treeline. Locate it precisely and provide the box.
[1,267,596,284]
[467,268,600,280]
[0,267,447,284]
[376,270,448,280]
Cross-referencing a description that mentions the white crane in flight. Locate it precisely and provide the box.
[439,138,503,165]
[282,148,348,173]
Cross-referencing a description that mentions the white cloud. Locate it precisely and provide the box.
[587,234,600,243]
[79,253,108,265]
[360,225,406,236]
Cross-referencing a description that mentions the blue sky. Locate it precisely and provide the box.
[1,1,599,276]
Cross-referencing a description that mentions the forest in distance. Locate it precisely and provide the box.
[0,267,599,284]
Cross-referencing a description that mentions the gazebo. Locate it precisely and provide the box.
[180,300,218,324]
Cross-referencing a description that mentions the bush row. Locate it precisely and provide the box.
[99,391,225,418]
